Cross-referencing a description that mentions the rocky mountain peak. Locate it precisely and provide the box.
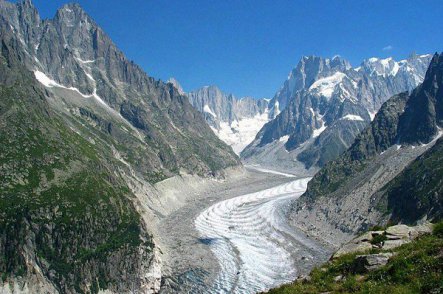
[167,77,185,95]
[55,3,88,23]
[330,55,352,70]
[17,0,36,11]
[283,55,352,103]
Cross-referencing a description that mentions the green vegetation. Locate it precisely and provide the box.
[370,233,387,246]
[267,222,443,294]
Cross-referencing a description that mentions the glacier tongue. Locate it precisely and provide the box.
[195,174,329,293]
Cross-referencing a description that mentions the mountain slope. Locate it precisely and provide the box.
[379,138,443,224]
[0,0,239,180]
[242,54,432,172]
[0,0,241,292]
[0,23,154,293]
[289,53,443,247]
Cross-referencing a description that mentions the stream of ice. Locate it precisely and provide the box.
[195,174,326,293]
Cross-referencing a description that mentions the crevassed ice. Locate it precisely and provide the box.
[195,177,312,293]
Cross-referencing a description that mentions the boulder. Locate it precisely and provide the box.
[353,232,373,243]
[333,242,373,258]
[352,253,393,273]
[334,275,343,282]
[409,223,433,239]
[385,224,410,240]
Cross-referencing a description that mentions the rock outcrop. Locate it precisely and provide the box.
[333,223,433,258]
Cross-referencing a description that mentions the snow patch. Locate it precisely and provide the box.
[34,70,60,87]
[308,107,315,117]
[76,58,95,64]
[312,121,327,138]
[341,114,364,121]
[309,72,346,98]
[279,135,289,143]
[273,101,281,116]
[203,105,217,117]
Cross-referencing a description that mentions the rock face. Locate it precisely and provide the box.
[0,0,240,293]
[289,53,443,247]
[242,54,432,171]
[184,84,270,154]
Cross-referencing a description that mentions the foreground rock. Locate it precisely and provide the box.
[333,223,433,258]
[266,222,443,294]
[352,253,393,273]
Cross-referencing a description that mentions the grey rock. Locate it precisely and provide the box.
[333,275,343,282]
[352,253,393,273]
[333,242,373,259]
[385,224,411,240]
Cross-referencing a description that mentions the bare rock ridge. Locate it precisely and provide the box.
[289,53,443,247]
[241,54,432,171]
[0,0,240,293]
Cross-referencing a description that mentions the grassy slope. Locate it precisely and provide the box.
[267,223,443,294]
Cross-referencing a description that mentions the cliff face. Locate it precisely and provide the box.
[0,0,240,293]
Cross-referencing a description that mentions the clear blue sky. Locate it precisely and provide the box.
[24,0,443,98]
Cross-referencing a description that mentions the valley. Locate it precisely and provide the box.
[0,1,442,293]
[156,167,331,293]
